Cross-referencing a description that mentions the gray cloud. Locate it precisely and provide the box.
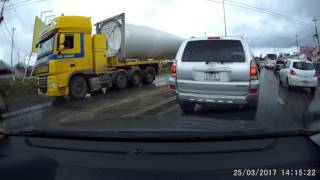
[0,0,319,66]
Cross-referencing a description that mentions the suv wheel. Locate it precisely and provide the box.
[310,87,316,94]
[179,101,195,113]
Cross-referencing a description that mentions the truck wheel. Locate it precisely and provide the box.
[142,67,156,84]
[70,75,88,99]
[114,71,128,89]
[130,69,142,86]
[179,101,195,113]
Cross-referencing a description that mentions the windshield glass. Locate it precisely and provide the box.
[182,40,245,62]
[266,54,277,60]
[0,0,320,140]
[293,62,314,70]
[37,35,55,59]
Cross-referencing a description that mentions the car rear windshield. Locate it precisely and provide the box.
[313,63,320,70]
[293,62,314,70]
[266,54,277,60]
[181,40,245,62]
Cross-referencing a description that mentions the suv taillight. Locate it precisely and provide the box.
[290,69,296,76]
[250,60,258,80]
[171,63,176,77]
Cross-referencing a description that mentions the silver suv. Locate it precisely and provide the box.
[169,36,259,112]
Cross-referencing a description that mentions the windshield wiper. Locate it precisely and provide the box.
[4,129,320,142]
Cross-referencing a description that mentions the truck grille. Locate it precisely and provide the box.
[38,76,47,93]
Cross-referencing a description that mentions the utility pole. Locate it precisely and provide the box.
[10,27,15,69]
[313,17,320,46]
[17,48,19,65]
[296,34,299,53]
[0,0,8,24]
[222,0,227,36]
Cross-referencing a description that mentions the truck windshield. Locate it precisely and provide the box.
[182,40,245,62]
[37,35,55,59]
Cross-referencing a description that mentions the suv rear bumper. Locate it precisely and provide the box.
[169,75,259,106]
[176,91,258,106]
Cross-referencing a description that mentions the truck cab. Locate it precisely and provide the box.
[36,16,99,97]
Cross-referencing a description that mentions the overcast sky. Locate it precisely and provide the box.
[0,0,319,66]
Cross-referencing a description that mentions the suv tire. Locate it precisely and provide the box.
[179,101,195,113]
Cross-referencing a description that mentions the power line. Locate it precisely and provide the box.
[0,24,10,42]
[2,19,11,36]
[5,0,33,8]
[4,0,45,12]
[224,0,313,27]
[13,8,32,30]
[207,0,313,27]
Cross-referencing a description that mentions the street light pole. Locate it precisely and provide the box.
[222,0,227,36]
[10,27,15,69]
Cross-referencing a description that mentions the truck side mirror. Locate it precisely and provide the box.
[58,34,65,53]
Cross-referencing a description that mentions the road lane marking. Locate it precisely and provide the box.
[1,102,52,119]
[156,104,179,116]
[123,96,176,117]
[278,97,285,105]
[58,86,170,124]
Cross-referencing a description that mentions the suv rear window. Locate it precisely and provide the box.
[266,54,277,60]
[293,62,314,70]
[181,40,245,62]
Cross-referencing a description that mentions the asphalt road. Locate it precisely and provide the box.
[1,69,317,132]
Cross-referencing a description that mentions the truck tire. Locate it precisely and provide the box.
[179,101,195,113]
[114,71,128,89]
[129,68,142,86]
[70,75,88,99]
[142,67,156,84]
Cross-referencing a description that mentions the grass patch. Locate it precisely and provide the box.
[0,78,38,97]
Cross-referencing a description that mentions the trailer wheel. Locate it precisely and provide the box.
[142,67,156,84]
[69,75,88,99]
[114,71,128,89]
[130,69,142,86]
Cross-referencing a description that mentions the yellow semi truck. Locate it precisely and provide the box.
[35,13,183,99]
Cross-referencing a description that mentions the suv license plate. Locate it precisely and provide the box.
[205,72,220,81]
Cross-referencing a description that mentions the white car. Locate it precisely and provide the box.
[279,59,318,92]
[265,54,277,69]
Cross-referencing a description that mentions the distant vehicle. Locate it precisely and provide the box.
[265,54,277,70]
[283,53,290,58]
[254,57,261,72]
[274,59,285,72]
[258,57,265,69]
[313,62,320,79]
[170,36,259,112]
[279,59,318,93]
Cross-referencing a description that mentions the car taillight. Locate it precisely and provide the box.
[250,60,258,80]
[249,88,257,94]
[169,85,176,90]
[208,36,220,40]
[171,63,176,77]
[290,69,296,75]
